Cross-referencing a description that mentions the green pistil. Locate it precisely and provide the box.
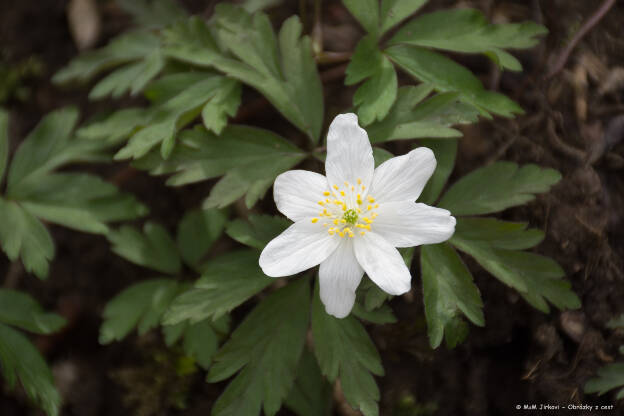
[342,209,358,225]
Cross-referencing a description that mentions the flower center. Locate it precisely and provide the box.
[343,209,358,224]
[310,179,379,238]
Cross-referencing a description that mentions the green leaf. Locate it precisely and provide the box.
[352,303,397,325]
[372,147,393,167]
[453,217,544,250]
[117,0,188,29]
[108,222,181,275]
[439,162,561,216]
[343,0,379,35]
[0,109,8,184]
[388,8,548,71]
[182,319,219,370]
[0,198,54,279]
[354,57,397,125]
[420,243,484,349]
[177,208,228,270]
[207,278,310,416]
[346,35,397,125]
[367,86,478,143]
[89,50,165,100]
[163,250,273,325]
[53,31,161,84]
[418,139,457,205]
[12,173,147,234]
[312,285,383,416]
[134,125,306,209]
[379,0,427,35]
[451,237,580,313]
[164,9,324,143]
[202,80,242,135]
[585,363,624,399]
[0,289,66,334]
[100,279,183,344]
[77,108,150,144]
[385,45,523,118]
[241,0,284,13]
[225,214,290,250]
[0,323,61,416]
[284,349,333,416]
[114,74,241,160]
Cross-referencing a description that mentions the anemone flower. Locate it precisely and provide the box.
[259,113,456,318]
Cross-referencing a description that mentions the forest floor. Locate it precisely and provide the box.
[1,0,623,415]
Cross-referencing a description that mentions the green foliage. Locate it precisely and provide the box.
[135,125,306,209]
[177,208,228,270]
[0,289,66,334]
[451,219,580,313]
[225,214,290,250]
[418,139,458,205]
[585,363,624,400]
[0,323,62,416]
[366,86,478,142]
[164,6,324,143]
[53,31,164,98]
[388,8,548,71]
[164,319,221,370]
[284,349,333,416]
[107,222,181,275]
[0,109,8,180]
[385,45,522,118]
[207,278,310,416]
[439,162,561,216]
[420,243,483,349]
[347,36,397,125]
[0,108,146,278]
[163,250,273,325]
[100,278,183,344]
[117,0,188,29]
[312,285,384,416]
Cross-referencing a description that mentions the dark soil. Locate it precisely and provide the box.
[1,1,623,415]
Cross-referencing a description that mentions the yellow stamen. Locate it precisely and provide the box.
[333,219,339,225]
[311,218,318,223]
[357,178,362,185]
[374,204,379,209]
[367,205,372,211]
[368,196,375,203]
[333,184,339,190]
[338,231,345,238]
[317,201,324,206]
[340,191,345,196]
[360,231,366,236]
[323,191,330,196]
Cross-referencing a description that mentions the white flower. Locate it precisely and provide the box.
[259,113,456,318]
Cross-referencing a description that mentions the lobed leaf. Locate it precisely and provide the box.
[439,162,561,216]
[0,289,66,334]
[53,31,161,85]
[163,250,273,325]
[284,349,333,416]
[379,0,428,35]
[164,8,324,143]
[585,363,624,400]
[312,285,384,416]
[0,323,61,416]
[0,198,54,279]
[225,214,290,250]
[100,279,183,344]
[418,139,458,205]
[177,208,228,270]
[388,8,548,71]
[107,222,181,274]
[207,278,310,416]
[134,125,306,209]
[366,86,478,143]
[385,45,523,118]
[420,243,484,349]
[117,0,188,29]
[453,218,544,250]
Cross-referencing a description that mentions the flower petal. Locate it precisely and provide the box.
[325,113,374,192]
[353,232,411,295]
[259,221,340,277]
[319,239,364,318]
[373,201,456,247]
[274,170,329,222]
[369,147,436,203]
